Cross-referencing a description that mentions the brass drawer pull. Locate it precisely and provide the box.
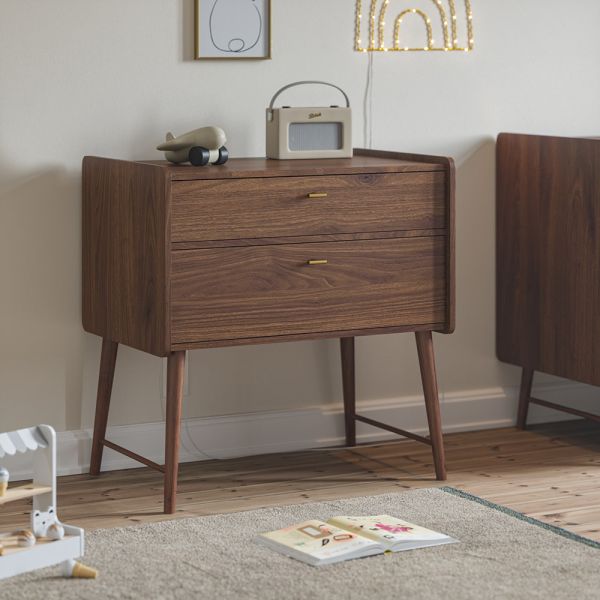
[307,192,328,199]
[307,259,328,266]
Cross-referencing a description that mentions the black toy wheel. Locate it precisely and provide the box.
[214,146,229,165]
[189,146,210,166]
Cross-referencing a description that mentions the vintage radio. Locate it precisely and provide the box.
[266,81,352,160]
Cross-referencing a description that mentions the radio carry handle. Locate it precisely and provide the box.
[268,81,351,117]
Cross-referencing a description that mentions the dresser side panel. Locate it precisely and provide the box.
[82,157,170,356]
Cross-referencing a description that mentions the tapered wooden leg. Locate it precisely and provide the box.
[340,337,356,446]
[89,339,119,476]
[415,331,446,481]
[517,368,534,430]
[164,351,186,514]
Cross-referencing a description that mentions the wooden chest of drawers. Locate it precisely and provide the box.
[497,133,600,429]
[82,149,455,513]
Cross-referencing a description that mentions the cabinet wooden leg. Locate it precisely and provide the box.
[164,351,186,514]
[340,337,356,446]
[89,339,119,476]
[415,331,447,481]
[517,368,534,430]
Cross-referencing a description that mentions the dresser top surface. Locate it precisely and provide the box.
[131,154,445,181]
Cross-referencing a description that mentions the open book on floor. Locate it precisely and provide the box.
[256,515,458,566]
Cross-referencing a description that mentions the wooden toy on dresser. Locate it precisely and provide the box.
[0,425,97,580]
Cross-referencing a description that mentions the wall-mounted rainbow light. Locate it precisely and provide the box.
[355,0,474,52]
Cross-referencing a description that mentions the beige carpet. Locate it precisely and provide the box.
[1,487,598,599]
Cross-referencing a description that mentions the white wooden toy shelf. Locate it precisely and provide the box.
[0,425,96,580]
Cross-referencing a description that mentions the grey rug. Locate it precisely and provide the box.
[1,487,598,600]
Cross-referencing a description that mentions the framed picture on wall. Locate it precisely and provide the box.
[195,0,271,60]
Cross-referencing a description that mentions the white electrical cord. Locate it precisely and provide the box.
[159,358,218,462]
[362,52,449,415]
[363,52,375,148]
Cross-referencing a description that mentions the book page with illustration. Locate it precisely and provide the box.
[327,515,455,549]
[258,520,381,566]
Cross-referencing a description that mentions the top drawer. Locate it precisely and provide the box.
[171,172,445,243]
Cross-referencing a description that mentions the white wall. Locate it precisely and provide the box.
[1,0,600,435]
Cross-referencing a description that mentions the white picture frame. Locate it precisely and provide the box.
[195,0,271,60]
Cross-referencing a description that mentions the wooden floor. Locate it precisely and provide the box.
[1,420,599,540]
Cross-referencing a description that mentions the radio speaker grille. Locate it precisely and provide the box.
[289,122,343,151]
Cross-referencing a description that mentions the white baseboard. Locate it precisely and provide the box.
[5,381,597,482]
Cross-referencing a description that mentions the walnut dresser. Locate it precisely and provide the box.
[82,149,455,513]
[497,133,600,428]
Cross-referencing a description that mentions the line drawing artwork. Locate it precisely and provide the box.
[209,0,263,54]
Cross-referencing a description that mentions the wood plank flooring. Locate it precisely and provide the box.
[1,420,599,540]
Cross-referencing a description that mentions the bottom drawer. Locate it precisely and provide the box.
[171,237,446,344]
